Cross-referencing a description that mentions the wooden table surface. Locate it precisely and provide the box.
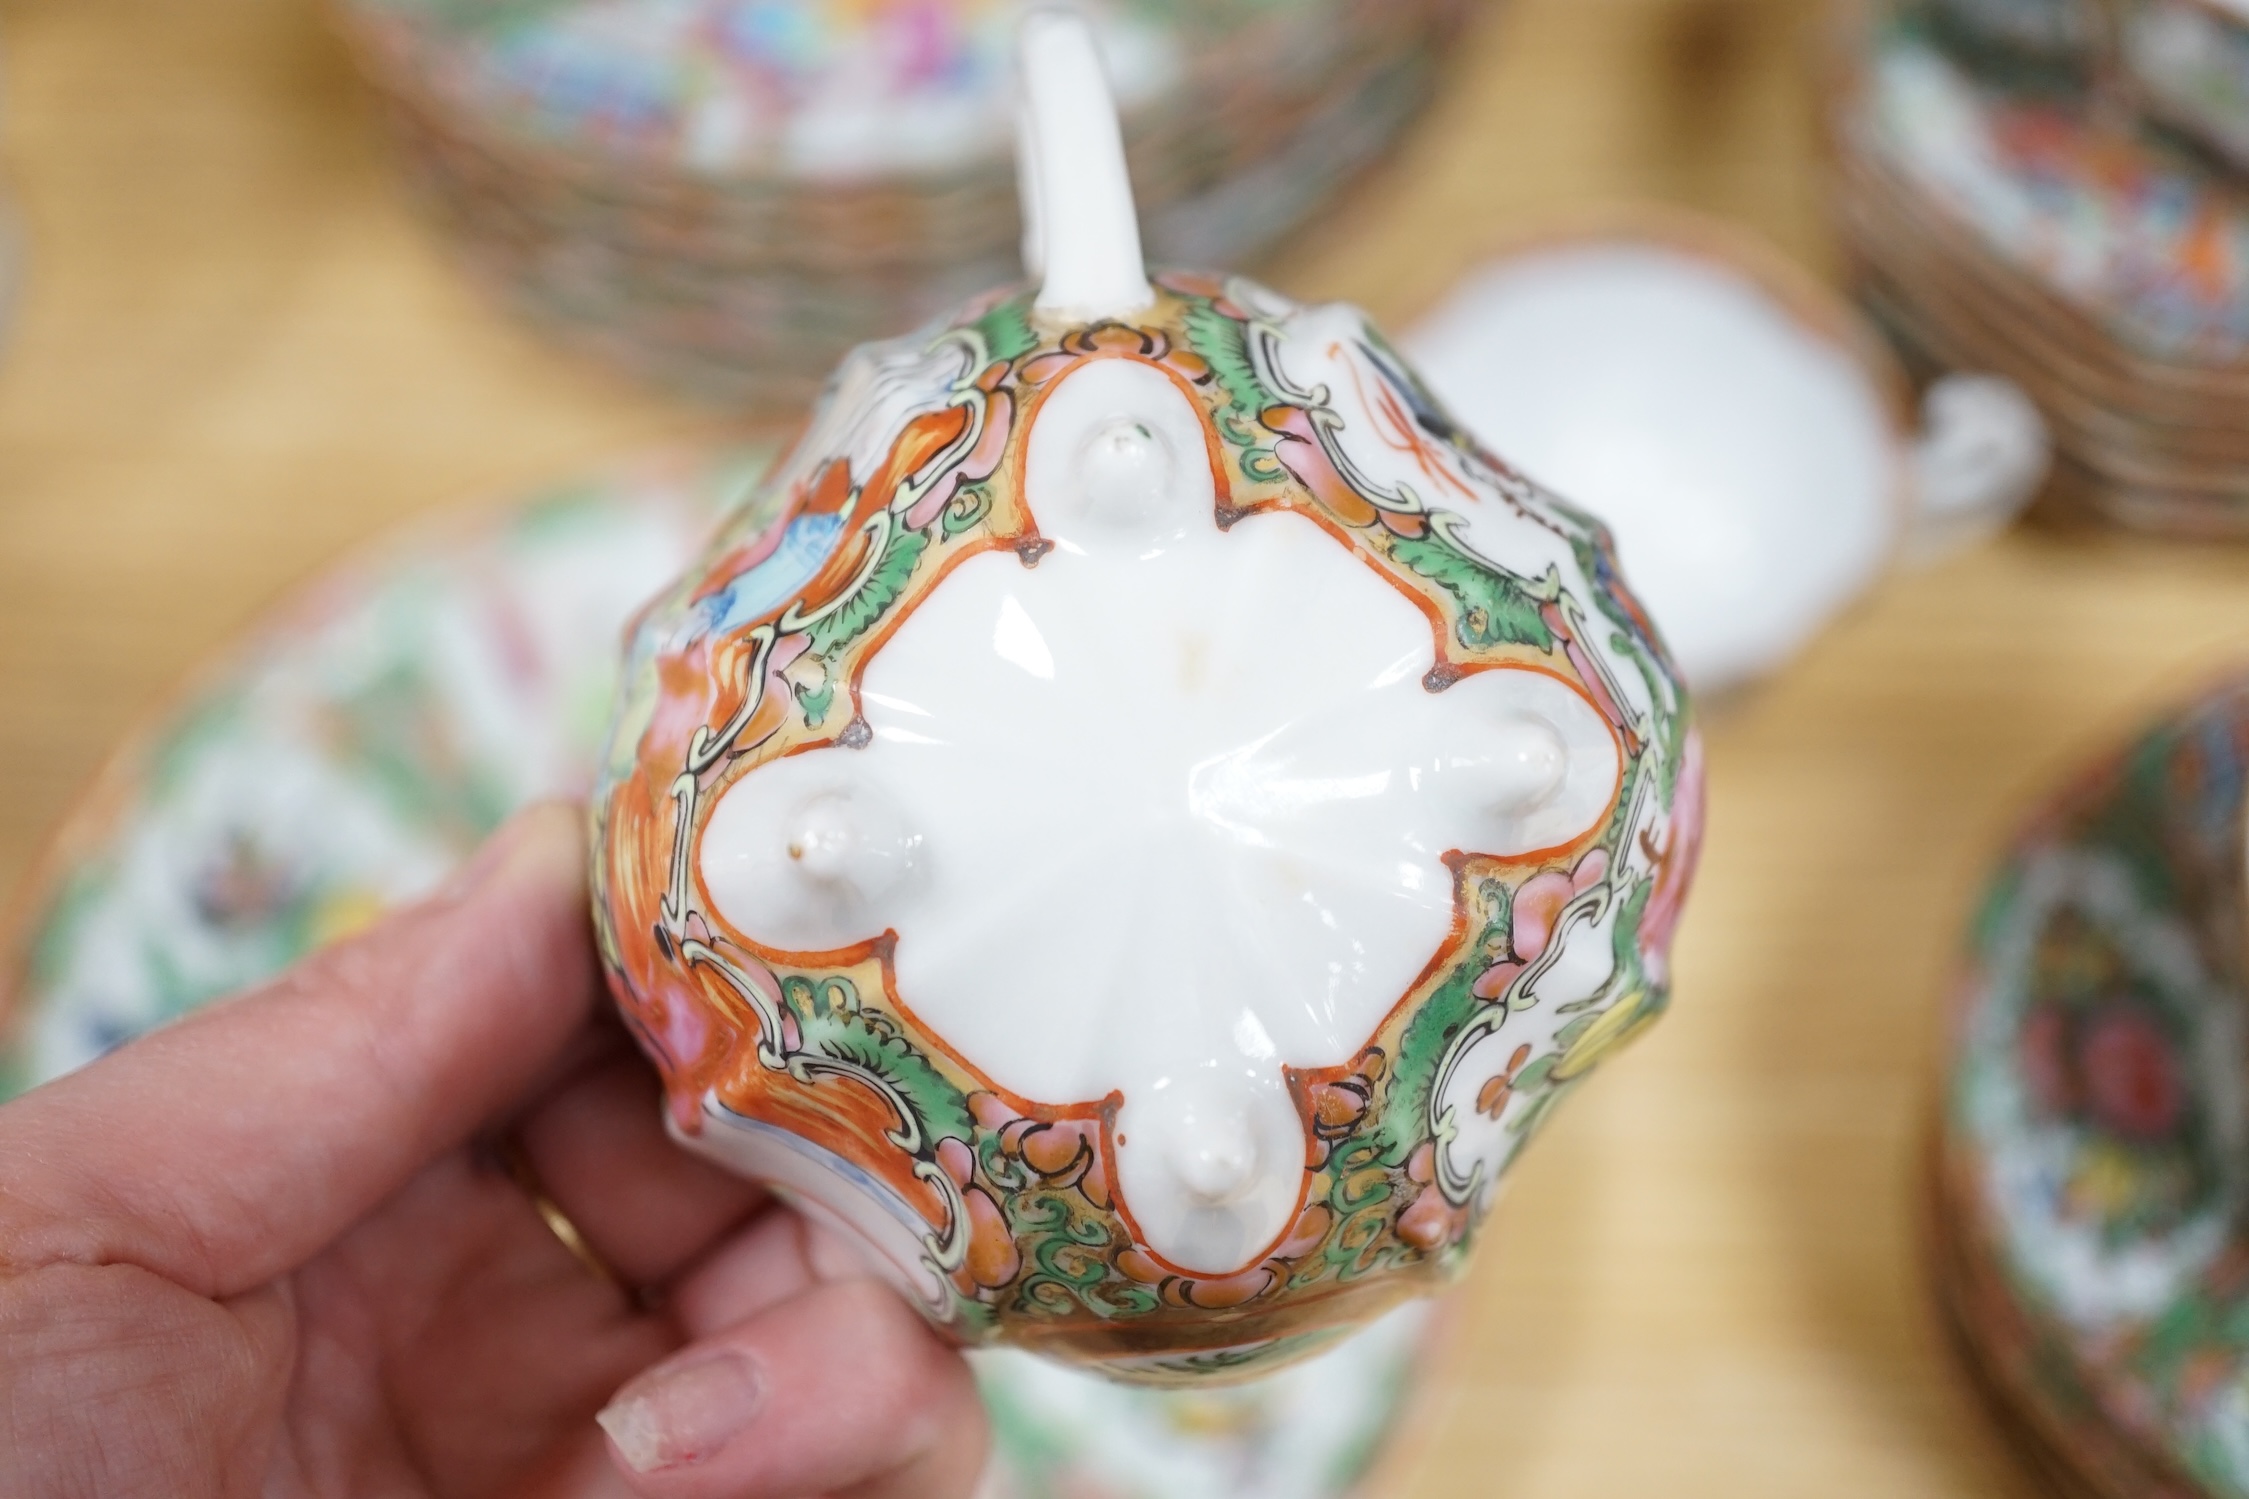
[9,0,2249,1493]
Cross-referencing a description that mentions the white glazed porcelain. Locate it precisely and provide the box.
[591,14,1701,1380]
[1404,220,2048,692]
[1016,11,1156,320]
[700,349,1622,1270]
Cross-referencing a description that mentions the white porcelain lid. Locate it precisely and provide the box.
[1404,238,1902,692]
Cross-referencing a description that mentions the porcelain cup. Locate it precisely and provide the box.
[1402,208,2050,694]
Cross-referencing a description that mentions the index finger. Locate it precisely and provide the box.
[0,802,601,1298]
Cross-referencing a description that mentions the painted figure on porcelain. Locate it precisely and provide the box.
[590,12,1701,1383]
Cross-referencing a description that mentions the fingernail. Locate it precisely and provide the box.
[597,1351,763,1473]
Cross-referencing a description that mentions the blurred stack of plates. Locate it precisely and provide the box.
[1829,2,2249,537]
[333,0,1467,410]
[1935,675,2249,1499]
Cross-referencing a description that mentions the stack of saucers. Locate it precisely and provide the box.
[333,0,1466,411]
[1934,676,2249,1499]
[1829,3,2249,537]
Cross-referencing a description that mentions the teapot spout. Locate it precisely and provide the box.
[1016,10,1154,322]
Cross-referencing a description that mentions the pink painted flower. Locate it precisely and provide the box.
[1508,847,1612,965]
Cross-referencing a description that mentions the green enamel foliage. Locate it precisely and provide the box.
[781,974,975,1145]
[1386,534,1556,652]
[804,525,931,661]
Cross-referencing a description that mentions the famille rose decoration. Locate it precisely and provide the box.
[1834,3,2249,534]
[591,13,1703,1381]
[1935,677,2249,1498]
[0,452,1447,1495]
[334,0,1463,408]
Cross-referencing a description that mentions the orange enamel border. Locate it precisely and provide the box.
[670,328,1641,1281]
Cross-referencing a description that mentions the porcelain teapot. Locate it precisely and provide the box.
[590,11,1702,1383]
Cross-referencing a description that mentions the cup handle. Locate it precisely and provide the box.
[1903,372,2050,565]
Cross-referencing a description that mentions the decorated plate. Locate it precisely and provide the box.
[1937,675,2249,1498]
